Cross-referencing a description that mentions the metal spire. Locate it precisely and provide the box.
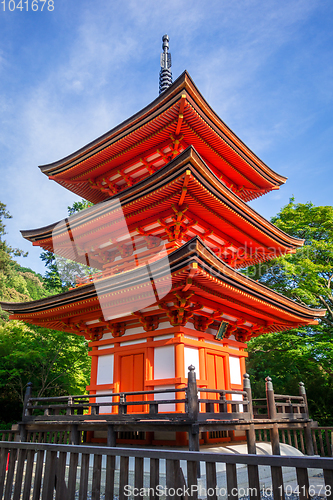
[159,34,172,94]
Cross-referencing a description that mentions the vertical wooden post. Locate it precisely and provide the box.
[299,382,309,418]
[266,376,280,455]
[266,375,284,499]
[266,376,277,419]
[107,425,117,447]
[243,373,254,418]
[66,397,73,416]
[187,365,198,421]
[244,374,259,500]
[188,424,199,451]
[187,366,200,477]
[299,381,314,455]
[70,424,80,445]
[243,374,256,454]
[119,394,127,415]
[22,382,33,419]
[19,424,27,443]
[20,382,32,442]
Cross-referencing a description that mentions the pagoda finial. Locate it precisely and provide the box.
[159,34,172,94]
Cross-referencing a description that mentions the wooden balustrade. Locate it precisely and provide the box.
[312,427,333,457]
[21,370,312,427]
[16,370,329,461]
[0,429,18,442]
[22,367,254,424]
[197,388,250,420]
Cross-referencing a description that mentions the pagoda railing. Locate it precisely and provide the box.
[21,367,251,424]
[253,394,307,420]
[21,370,309,425]
[16,369,322,457]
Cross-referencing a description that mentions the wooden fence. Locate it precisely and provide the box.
[1,441,333,500]
[254,426,333,457]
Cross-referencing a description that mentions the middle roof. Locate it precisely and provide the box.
[22,147,302,270]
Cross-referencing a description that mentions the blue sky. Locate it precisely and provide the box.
[0,0,332,275]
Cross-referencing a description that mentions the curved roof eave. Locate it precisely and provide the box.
[0,236,325,321]
[38,71,287,187]
[22,146,303,250]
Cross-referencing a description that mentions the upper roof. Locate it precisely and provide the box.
[40,71,287,204]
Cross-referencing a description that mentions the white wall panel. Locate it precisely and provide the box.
[153,334,174,341]
[184,347,200,379]
[95,390,113,414]
[154,385,175,412]
[96,354,114,385]
[229,356,242,385]
[120,339,146,346]
[154,346,175,379]
[231,392,243,412]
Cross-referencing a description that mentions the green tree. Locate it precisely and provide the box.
[245,198,333,424]
[0,321,90,424]
[67,199,93,215]
[0,200,91,425]
[0,203,36,319]
[0,202,11,240]
[0,202,28,258]
[41,199,94,291]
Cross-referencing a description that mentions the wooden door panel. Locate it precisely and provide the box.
[215,355,225,390]
[120,353,144,413]
[120,355,134,393]
[206,354,225,412]
[206,353,217,400]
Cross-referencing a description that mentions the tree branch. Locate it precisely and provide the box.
[319,295,333,318]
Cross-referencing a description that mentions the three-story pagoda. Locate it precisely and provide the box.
[1,38,325,446]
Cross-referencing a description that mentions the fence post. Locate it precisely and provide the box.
[22,382,33,419]
[243,374,259,499]
[18,423,27,443]
[299,382,309,418]
[70,424,80,445]
[187,365,198,422]
[119,394,127,415]
[187,365,200,469]
[266,376,280,455]
[243,374,256,454]
[299,382,314,455]
[107,425,117,447]
[20,382,33,441]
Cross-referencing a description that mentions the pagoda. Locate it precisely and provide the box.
[1,36,324,446]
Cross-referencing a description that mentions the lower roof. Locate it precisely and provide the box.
[0,237,325,341]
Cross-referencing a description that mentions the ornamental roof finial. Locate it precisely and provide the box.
[159,34,172,95]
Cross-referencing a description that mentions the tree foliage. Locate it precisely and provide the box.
[0,201,91,426]
[67,199,93,215]
[41,199,94,291]
[0,321,90,424]
[246,198,333,424]
[0,202,11,240]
